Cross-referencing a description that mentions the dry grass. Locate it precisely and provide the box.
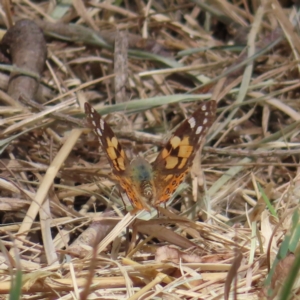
[1,0,300,299]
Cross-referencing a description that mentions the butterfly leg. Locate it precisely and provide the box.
[118,189,128,212]
[157,208,160,217]
[126,219,138,254]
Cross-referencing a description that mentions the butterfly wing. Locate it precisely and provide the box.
[152,100,217,206]
[84,102,148,210]
[85,102,130,174]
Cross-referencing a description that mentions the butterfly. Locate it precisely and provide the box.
[84,101,216,212]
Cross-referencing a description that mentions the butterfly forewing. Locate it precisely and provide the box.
[153,100,217,205]
[84,103,130,175]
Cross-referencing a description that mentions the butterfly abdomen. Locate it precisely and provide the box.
[140,180,153,199]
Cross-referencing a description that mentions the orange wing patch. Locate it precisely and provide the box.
[116,176,151,211]
[156,171,188,204]
[162,136,194,170]
[106,137,127,171]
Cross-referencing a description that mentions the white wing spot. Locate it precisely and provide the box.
[100,119,105,130]
[96,128,102,136]
[196,125,203,134]
[188,117,196,128]
[92,120,96,127]
[91,107,95,113]
[205,112,209,116]
[201,105,207,111]
[203,118,208,125]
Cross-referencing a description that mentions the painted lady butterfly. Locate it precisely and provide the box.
[85,101,216,212]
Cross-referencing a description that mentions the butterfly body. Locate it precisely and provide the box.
[85,101,216,212]
[126,156,155,210]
